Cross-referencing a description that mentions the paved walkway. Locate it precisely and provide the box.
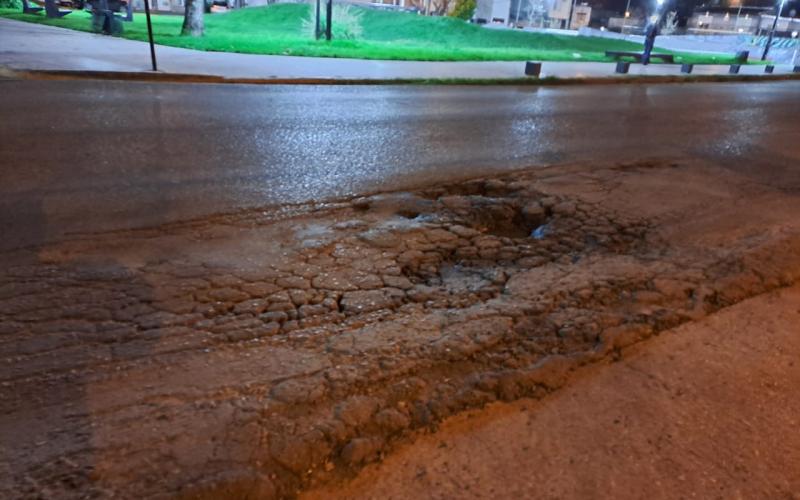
[304,284,800,499]
[1,18,797,80]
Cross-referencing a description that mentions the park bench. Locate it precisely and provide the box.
[21,0,71,17]
[605,51,674,63]
[44,0,71,17]
[87,0,129,35]
[20,0,43,13]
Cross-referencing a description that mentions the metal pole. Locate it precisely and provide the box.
[325,0,332,41]
[143,0,157,71]
[761,0,786,60]
[315,0,320,39]
[514,0,522,26]
[623,0,631,34]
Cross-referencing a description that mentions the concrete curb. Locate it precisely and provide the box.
[3,66,800,86]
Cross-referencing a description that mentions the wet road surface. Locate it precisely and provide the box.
[1,79,799,249]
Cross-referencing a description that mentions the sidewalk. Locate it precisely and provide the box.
[1,18,797,81]
[304,284,800,499]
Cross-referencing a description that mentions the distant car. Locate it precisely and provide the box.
[204,0,229,12]
[59,0,85,8]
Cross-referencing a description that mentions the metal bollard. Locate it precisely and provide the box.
[765,65,775,74]
[524,62,542,77]
[681,64,693,74]
[729,64,741,74]
[615,62,630,74]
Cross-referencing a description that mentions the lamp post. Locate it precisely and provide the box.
[761,0,787,60]
[143,0,157,71]
[623,0,631,34]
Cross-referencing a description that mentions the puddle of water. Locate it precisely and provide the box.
[531,224,549,240]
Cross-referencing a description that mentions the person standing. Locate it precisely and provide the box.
[642,21,659,65]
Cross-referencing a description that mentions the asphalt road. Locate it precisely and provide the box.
[1,79,799,249]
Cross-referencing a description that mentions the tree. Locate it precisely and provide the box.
[450,0,476,20]
[181,0,204,36]
[661,10,678,34]
[525,0,547,27]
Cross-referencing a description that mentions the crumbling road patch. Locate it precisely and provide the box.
[1,159,800,498]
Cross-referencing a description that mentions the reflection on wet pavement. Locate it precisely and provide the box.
[1,80,799,248]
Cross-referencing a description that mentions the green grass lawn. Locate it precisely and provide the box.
[0,4,739,63]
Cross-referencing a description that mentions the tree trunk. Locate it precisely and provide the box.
[181,0,204,37]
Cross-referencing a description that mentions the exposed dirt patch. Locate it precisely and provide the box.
[1,159,800,498]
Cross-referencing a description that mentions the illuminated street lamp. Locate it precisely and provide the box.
[761,0,788,60]
[622,0,631,34]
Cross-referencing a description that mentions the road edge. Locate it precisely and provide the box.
[3,65,800,86]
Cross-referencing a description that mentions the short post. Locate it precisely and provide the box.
[729,64,741,74]
[143,0,157,71]
[765,64,775,73]
[735,50,749,63]
[680,63,693,74]
[524,61,542,77]
[794,65,800,73]
[615,61,630,74]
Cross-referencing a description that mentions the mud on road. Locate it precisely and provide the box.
[2,158,800,498]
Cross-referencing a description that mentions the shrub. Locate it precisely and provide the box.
[302,3,364,40]
[0,0,23,8]
[449,0,476,20]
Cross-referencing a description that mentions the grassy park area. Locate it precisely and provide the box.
[0,3,740,63]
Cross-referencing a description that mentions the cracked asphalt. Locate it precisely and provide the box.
[2,157,800,498]
[3,79,800,498]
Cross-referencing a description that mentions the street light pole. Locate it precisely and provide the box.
[622,0,632,34]
[623,0,632,33]
[143,0,157,71]
[761,0,787,60]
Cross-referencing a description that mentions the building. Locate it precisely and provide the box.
[131,0,183,13]
[688,7,800,35]
[570,2,590,28]
[477,0,576,28]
